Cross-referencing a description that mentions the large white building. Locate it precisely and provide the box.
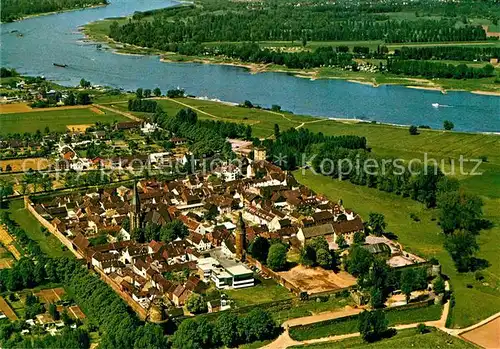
[197,254,254,289]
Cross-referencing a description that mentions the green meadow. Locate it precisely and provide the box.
[290,328,475,349]
[0,107,128,135]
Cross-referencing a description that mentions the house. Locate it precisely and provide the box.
[207,298,231,313]
[332,216,364,244]
[197,256,254,289]
[213,164,241,182]
[296,223,335,246]
[170,137,187,146]
[115,122,141,130]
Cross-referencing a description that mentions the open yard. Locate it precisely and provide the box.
[0,157,53,172]
[0,107,128,135]
[35,287,65,304]
[291,328,475,349]
[223,276,293,307]
[278,265,356,294]
[4,199,74,258]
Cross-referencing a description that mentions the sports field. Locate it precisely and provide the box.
[0,106,128,135]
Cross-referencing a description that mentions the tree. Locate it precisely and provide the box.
[0,180,14,208]
[336,235,348,249]
[144,89,152,98]
[433,277,445,295]
[242,309,277,342]
[76,92,91,105]
[409,125,418,135]
[153,87,161,97]
[64,92,76,106]
[48,303,59,320]
[186,293,207,314]
[171,318,214,349]
[300,245,316,267]
[136,88,143,99]
[443,120,454,131]
[274,124,280,139]
[214,312,240,347]
[370,287,384,309]
[353,231,366,245]
[358,310,388,342]
[316,248,332,269]
[267,243,287,271]
[80,79,90,88]
[444,230,479,272]
[400,268,416,303]
[160,220,189,243]
[345,245,374,277]
[437,190,483,234]
[249,236,270,263]
[367,213,386,236]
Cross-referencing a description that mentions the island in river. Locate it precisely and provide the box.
[81,0,500,95]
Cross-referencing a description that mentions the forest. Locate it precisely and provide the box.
[1,0,108,22]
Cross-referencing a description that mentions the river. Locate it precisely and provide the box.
[1,0,499,132]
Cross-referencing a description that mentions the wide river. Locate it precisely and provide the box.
[1,0,499,132]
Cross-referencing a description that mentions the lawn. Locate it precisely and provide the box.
[289,305,443,341]
[0,107,128,135]
[224,276,293,307]
[290,328,475,349]
[294,169,500,328]
[4,199,74,258]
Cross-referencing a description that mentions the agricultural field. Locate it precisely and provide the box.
[0,106,128,135]
[290,328,475,349]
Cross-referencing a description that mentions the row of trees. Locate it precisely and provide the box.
[128,98,160,113]
[0,210,169,348]
[387,59,496,79]
[171,309,278,348]
[1,0,108,22]
[395,46,500,62]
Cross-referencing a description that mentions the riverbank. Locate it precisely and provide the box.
[81,19,500,95]
[4,3,108,23]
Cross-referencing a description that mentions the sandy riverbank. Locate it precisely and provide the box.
[405,85,447,93]
[471,90,500,96]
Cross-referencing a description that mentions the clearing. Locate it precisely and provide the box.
[278,265,357,294]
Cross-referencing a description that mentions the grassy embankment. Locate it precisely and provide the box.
[100,96,500,328]
[3,200,74,258]
[289,328,475,349]
[289,305,443,340]
[0,107,128,135]
[83,16,500,93]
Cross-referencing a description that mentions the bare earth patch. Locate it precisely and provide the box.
[0,103,32,113]
[278,265,356,294]
[89,106,105,115]
[461,317,500,349]
[67,124,93,132]
[35,287,65,304]
[0,157,52,172]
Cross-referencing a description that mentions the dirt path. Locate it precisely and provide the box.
[264,291,452,349]
[154,97,221,120]
[92,104,142,122]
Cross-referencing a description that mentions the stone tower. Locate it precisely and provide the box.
[235,212,246,260]
[129,181,141,232]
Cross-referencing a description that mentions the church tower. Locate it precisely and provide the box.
[129,181,141,232]
[235,212,246,260]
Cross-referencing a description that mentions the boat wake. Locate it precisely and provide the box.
[432,103,452,108]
